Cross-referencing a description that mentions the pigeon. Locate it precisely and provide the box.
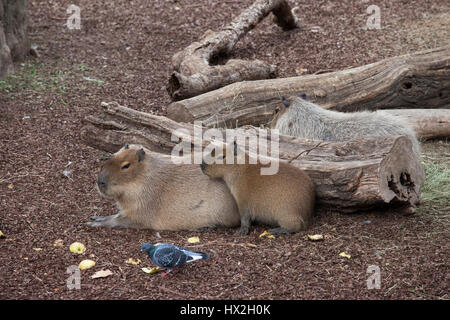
[141,243,210,277]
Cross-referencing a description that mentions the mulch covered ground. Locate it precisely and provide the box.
[0,0,448,299]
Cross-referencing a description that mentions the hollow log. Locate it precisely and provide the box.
[166,45,450,127]
[167,0,298,100]
[82,102,425,213]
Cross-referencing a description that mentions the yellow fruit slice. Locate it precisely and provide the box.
[339,252,351,259]
[187,236,200,244]
[307,234,324,241]
[125,258,142,265]
[141,267,161,274]
[259,231,275,239]
[79,259,96,270]
[69,242,86,254]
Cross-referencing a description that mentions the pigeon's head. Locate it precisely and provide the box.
[96,144,147,199]
[141,243,156,254]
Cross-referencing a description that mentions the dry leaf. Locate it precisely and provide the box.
[307,234,324,241]
[125,258,142,265]
[339,252,351,259]
[187,236,200,244]
[69,242,86,254]
[79,259,96,270]
[53,239,64,247]
[295,67,308,75]
[91,269,113,279]
[33,247,43,251]
[7,184,14,189]
[141,267,161,274]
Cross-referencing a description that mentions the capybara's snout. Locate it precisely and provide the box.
[97,171,108,193]
[200,160,207,174]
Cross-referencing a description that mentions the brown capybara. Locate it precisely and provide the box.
[200,141,315,235]
[89,144,240,230]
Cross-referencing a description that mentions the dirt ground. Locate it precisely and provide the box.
[0,0,449,300]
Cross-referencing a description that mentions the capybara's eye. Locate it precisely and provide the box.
[121,163,131,170]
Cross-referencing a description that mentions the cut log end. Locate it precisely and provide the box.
[167,73,182,99]
[166,101,194,123]
[272,1,299,30]
[379,136,425,206]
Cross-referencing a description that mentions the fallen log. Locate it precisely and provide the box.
[382,109,450,140]
[82,102,425,213]
[166,46,450,128]
[167,0,298,100]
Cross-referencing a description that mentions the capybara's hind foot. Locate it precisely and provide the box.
[239,225,250,235]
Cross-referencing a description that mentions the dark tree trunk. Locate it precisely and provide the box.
[0,0,29,77]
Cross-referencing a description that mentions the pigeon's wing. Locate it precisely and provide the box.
[180,248,210,262]
[153,246,187,268]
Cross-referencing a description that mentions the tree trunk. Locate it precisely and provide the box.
[81,102,425,213]
[0,0,29,77]
[166,46,450,128]
[167,0,298,100]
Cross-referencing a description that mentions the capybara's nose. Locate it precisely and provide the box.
[97,172,107,189]
[200,161,206,173]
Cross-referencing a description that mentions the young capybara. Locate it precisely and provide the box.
[89,144,240,230]
[200,141,315,235]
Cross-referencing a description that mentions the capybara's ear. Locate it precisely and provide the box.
[124,144,130,149]
[281,97,290,108]
[137,148,146,162]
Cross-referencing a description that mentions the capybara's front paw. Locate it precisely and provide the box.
[89,216,108,222]
[86,221,105,227]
